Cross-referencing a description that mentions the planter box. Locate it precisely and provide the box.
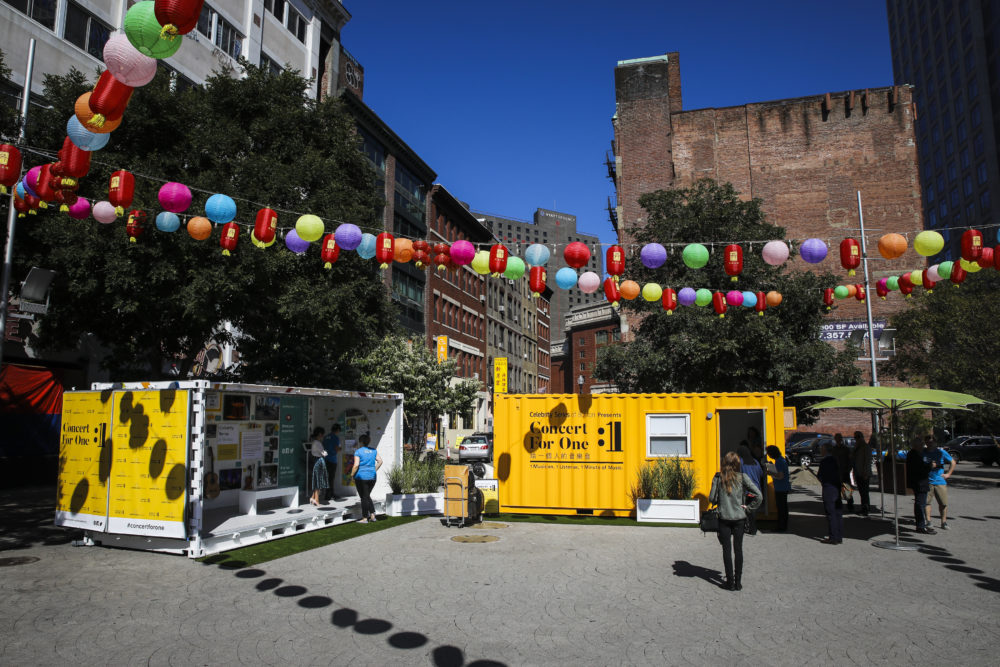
[636,499,700,524]
[385,492,444,517]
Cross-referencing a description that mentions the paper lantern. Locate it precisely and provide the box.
[936,261,953,279]
[959,258,982,273]
[762,240,789,266]
[284,229,309,254]
[712,292,727,318]
[886,276,899,290]
[125,210,146,243]
[251,208,278,247]
[504,257,526,280]
[950,261,967,286]
[678,287,696,307]
[450,240,475,265]
[23,165,41,198]
[470,250,489,275]
[876,278,889,299]
[619,280,640,300]
[977,247,994,270]
[108,170,135,216]
[766,291,782,307]
[834,285,849,299]
[320,234,340,269]
[824,287,835,309]
[60,140,91,178]
[563,241,591,269]
[926,264,942,282]
[125,1,184,59]
[13,192,30,218]
[525,243,550,267]
[529,267,547,297]
[155,211,180,231]
[553,267,577,290]
[913,230,944,257]
[88,71,133,127]
[642,283,662,302]
[602,277,621,308]
[961,229,984,262]
[855,285,866,302]
[606,245,625,281]
[723,244,743,282]
[754,291,767,316]
[682,243,709,269]
[394,238,413,263]
[994,246,1000,270]
[92,200,117,224]
[0,144,22,194]
[218,221,239,255]
[374,232,394,269]
[695,288,712,306]
[921,270,936,292]
[741,291,757,308]
[67,197,91,220]
[661,287,677,314]
[800,238,828,264]
[186,216,212,240]
[840,238,861,276]
[66,116,111,151]
[334,223,362,251]
[412,240,431,269]
[724,290,743,306]
[640,243,667,269]
[489,244,509,277]
[356,233,376,259]
[845,284,858,298]
[909,270,923,286]
[578,271,601,294]
[433,243,451,271]
[156,182,191,213]
[155,0,205,38]
[103,34,158,87]
[33,164,56,204]
[898,274,914,297]
[74,92,122,134]
[205,194,236,224]
[53,179,78,211]
[878,233,907,259]
[23,192,40,215]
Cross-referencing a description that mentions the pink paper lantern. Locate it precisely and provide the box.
[67,197,91,220]
[92,200,118,224]
[102,34,158,87]
[450,239,476,266]
[725,290,744,306]
[158,182,192,213]
[578,271,601,294]
[762,240,789,266]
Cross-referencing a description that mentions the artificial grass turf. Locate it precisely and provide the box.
[491,512,699,528]
[198,515,425,568]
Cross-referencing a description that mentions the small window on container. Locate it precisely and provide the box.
[646,414,691,457]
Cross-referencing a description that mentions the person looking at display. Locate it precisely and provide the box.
[351,433,382,523]
[309,427,328,507]
[323,423,343,502]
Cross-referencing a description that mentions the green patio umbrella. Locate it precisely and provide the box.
[791,386,990,551]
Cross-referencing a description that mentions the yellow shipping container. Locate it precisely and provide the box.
[494,392,790,518]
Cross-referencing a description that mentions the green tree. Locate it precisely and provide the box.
[11,61,400,386]
[357,335,481,443]
[594,180,860,422]
[0,49,20,139]
[885,270,1000,434]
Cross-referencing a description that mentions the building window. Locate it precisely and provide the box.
[579,362,585,371]
[971,104,981,127]
[391,271,424,307]
[646,414,691,458]
[960,148,970,169]
[981,190,992,213]
[948,162,957,181]
[357,126,385,171]
[264,0,285,22]
[197,3,213,37]
[214,15,242,59]
[973,134,984,157]
[978,162,988,184]
[2,0,56,29]
[260,53,282,75]
[285,4,307,42]
[957,122,967,142]
[579,349,585,358]
[951,189,960,208]
[925,186,935,204]
[64,1,112,60]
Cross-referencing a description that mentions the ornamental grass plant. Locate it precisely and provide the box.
[630,456,696,502]
[387,452,445,494]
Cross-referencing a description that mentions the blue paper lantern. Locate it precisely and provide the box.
[524,243,550,267]
[205,194,237,224]
[16,180,31,199]
[555,267,578,290]
[356,233,376,259]
[741,291,757,308]
[640,243,667,269]
[66,116,110,151]
[155,211,180,232]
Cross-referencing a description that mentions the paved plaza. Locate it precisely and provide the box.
[2,463,999,666]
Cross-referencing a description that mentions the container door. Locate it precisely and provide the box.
[717,409,766,463]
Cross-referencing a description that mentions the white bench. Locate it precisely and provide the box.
[239,487,299,515]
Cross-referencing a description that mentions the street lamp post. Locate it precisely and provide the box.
[577,374,584,394]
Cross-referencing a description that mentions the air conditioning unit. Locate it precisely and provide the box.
[508,279,515,285]
[498,305,505,312]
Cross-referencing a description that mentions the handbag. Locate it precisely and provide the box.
[700,507,719,533]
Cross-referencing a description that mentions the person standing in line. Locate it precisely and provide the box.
[709,451,763,591]
[818,442,844,544]
[766,445,790,532]
[852,431,873,517]
[351,433,382,523]
[309,427,328,507]
[905,437,937,535]
[736,443,764,535]
[924,435,955,530]
[832,433,854,513]
[323,423,342,502]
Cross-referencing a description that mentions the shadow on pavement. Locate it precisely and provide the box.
[0,485,80,552]
[672,559,724,587]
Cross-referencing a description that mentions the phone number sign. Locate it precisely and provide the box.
[818,320,886,341]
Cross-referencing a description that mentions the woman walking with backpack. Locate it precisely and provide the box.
[709,451,763,591]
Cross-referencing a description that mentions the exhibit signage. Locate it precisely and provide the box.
[278,396,309,496]
[55,391,113,531]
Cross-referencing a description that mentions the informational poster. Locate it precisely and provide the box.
[278,396,309,497]
[55,391,114,531]
[241,429,264,461]
[494,357,508,394]
[107,389,189,538]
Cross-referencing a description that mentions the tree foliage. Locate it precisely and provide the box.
[885,270,1000,433]
[7,60,400,387]
[0,49,20,139]
[593,180,861,421]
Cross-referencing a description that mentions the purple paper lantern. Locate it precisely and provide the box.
[451,239,476,265]
[158,182,192,213]
[334,223,362,251]
[678,287,697,306]
[725,290,744,306]
[284,229,310,254]
[800,238,828,264]
[640,243,667,269]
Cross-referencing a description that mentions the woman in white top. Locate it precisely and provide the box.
[309,427,328,506]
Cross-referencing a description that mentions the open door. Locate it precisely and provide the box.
[717,409,767,462]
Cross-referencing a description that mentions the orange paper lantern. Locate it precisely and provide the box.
[187,216,213,240]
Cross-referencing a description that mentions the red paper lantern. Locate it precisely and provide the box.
[661,286,677,314]
[603,277,621,308]
[320,233,340,269]
[563,241,591,269]
[412,240,430,268]
[220,221,239,255]
[155,0,206,37]
[921,271,936,292]
[375,232,394,269]
[108,170,135,216]
[88,71,133,127]
[898,273,914,297]
[432,242,450,271]
[33,163,57,205]
[0,144,22,194]
[755,291,767,316]
[994,245,1000,271]
[724,244,743,282]
[961,229,983,262]
[840,238,861,276]
[61,140,92,179]
[23,192,40,215]
[251,208,278,248]
[605,245,625,282]
[854,284,866,302]
[712,292,727,318]
[53,178,78,211]
[489,243,508,277]
[529,266,546,297]
[823,287,834,310]
[950,261,967,286]
[125,210,146,243]
[976,246,993,270]
[876,281,889,299]
[13,192,30,217]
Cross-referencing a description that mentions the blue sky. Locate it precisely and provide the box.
[342,1,893,247]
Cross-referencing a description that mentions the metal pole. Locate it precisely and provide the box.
[0,38,36,365]
[857,191,884,515]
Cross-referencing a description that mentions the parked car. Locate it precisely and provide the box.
[786,436,855,467]
[785,431,833,447]
[458,434,492,462]
[943,436,1000,465]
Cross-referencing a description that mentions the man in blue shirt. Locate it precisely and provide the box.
[766,445,791,532]
[323,424,342,502]
[924,435,955,530]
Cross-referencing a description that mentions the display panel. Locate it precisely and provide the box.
[55,391,114,530]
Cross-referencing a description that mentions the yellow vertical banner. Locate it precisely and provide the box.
[55,391,114,531]
[493,357,508,394]
[437,336,448,363]
[107,389,190,538]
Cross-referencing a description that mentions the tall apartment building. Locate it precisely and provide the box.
[0,0,351,100]
[886,0,1000,260]
[476,208,603,346]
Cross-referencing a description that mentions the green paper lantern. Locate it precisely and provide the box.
[694,288,712,306]
[937,261,954,279]
[682,243,709,269]
[471,250,490,275]
[295,214,324,242]
[834,285,849,299]
[913,230,944,257]
[960,258,982,273]
[125,1,183,59]
[642,283,662,302]
[887,276,900,290]
[503,256,526,280]
[909,270,922,285]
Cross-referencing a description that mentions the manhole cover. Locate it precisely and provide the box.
[0,556,40,567]
[472,522,508,530]
[451,535,500,543]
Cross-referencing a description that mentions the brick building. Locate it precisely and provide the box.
[550,303,621,394]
